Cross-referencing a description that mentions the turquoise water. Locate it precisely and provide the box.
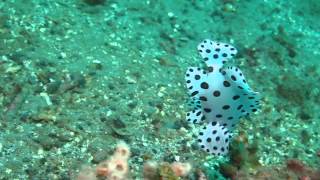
[0,0,319,179]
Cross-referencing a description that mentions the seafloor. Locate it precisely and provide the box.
[0,0,319,179]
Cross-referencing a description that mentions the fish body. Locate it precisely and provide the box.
[185,39,260,155]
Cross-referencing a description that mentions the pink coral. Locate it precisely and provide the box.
[170,162,192,177]
[76,166,97,180]
[76,142,130,180]
[95,142,130,180]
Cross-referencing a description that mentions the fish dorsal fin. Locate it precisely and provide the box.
[197,39,237,69]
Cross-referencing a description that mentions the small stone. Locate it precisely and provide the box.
[60,52,67,59]
[92,149,109,163]
[223,3,236,12]
[46,81,61,94]
[168,12,174,18]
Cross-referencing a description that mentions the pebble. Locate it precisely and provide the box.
[167,12,174,18]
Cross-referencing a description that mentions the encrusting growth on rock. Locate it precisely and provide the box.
[143,161,192,180]
[75,142,192,180]
[76,142,130,180]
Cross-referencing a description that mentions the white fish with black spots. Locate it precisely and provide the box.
[185,39,260,155]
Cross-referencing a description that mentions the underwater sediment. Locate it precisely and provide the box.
[0,0,319,179]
